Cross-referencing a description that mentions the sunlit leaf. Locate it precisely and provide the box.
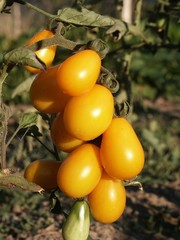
[0,173,44,193]
[3,47,46,70]
[19,112,37,129]
[57,7,115,27]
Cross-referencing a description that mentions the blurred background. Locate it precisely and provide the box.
[0,0,179,239]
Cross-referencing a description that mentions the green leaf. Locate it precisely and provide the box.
[142,128,161,153]
[106,19,127,40]
[18,112,37,129]
[128,24,147,42]
[106,19,147,41]
[11,75,35,98]
[27,125,42,138]
[115,101,131,117]
[57,7,114,27]
[3,47,46,70]
[49,190,62,214]
[0,172,44,193]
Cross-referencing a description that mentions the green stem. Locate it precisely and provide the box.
[19,0,56,19]
[6,126,21,148]
[123,53,132,105]
[134,0,142,26]
[29,133,57,158]
[0,64,8,105]
[27,34,78,52]
[52,144,60,161]
[0,64,9,170]
[0,105,8,170]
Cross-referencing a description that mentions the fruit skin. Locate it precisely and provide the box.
[24,29,56,73]
[88,171,126,224]
[29,65,70,114]
[100,117,145,180]
[56,49,101,96]
[51,113,84,152]
[57,143,102,198]
[24,159,61,191]
[63,84,114,141]
[62,200,90,240]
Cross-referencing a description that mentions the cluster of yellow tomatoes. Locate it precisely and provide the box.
[23,29,145,224]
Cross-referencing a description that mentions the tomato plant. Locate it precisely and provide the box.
[29,65,70,114]
[51,113,84,152]
[100,117,145,180]
[63,84,114,141]
[56,50,101,96]
[24,29,56,73]
[24,159,61,191]
[57,143,102,198]
[88,171,126,224]
[2,0,172,237]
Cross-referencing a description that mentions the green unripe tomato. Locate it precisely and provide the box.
[62,200,90,240]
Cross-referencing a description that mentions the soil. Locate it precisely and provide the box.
[7,179,178,240]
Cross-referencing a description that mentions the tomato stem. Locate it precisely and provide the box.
[0,64,11,170]
[18,0,57,19]
[29,133,58,159]
[124,179,143,191]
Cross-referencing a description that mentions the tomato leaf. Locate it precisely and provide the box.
[3,47,46,70]
[57,7,115,27]
[11,75,35,98]
[0,172,44,193]
[49,191,62,214]
[18,112,37,129]
[106,19,128,40]
[142,128,161,153]
[25,125,43,138]
[114,101,131,117]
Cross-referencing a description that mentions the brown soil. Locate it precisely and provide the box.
[11,179,179,240]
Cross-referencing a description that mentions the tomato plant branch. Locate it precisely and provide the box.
[52,144,60,161]
[29,133,58,159]
[16,0,57,19]
[0,63,11,170]
[26,33,78,52]
[0,104,8,170]
[6,125,21,148]
[134,0,143,26]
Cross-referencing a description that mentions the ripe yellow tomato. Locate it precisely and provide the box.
[24,29,56,73]
[57,144,102,198]
[88,171,126,223]
[63,84,114,141]
[100,117,145,180]
[56,50,101,96]
[51,113,84,152]
[29,65,70,114]
[24,159,61,191]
